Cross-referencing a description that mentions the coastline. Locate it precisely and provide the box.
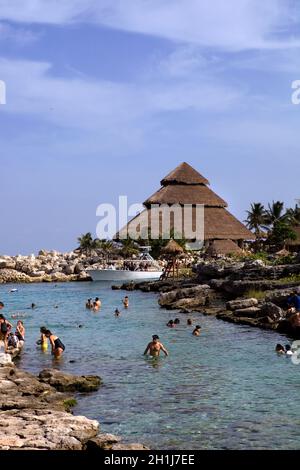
[0,362,148,450]
[114,259,300,340]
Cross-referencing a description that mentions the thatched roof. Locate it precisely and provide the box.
[161,162,209,186]
[204,207,255,240]
[287,226,300,246]
[161,239,184,254]
[118,206,255,241]
[116,162,254,242]
[144,184,227,208]
[206,239,243,256]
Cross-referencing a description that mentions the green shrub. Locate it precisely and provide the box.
[245,289,266,300]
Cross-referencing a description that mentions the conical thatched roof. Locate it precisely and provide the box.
[116,162,255,242]
[162,239,184,254]
[144,184,227,207]
[161,162,209,186]
[206,239,243,256]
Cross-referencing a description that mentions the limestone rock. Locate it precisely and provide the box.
[226,298,259,311]
[38,369,102,392]
[233,307,262,317]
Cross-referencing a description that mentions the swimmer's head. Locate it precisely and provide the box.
[40,326,47,334]
[187,319,192,325]
[196,325,201,330]
[44,329,52,337]
[285,344,291,351]
[152,335,159,342]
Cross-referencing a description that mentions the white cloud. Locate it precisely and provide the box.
[0,55,242,131]
[0,0,299,51]
[0,22,39,44]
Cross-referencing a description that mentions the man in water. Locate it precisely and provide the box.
[123,296,129,308]
[94,297,101,310]
[144,335,169,357]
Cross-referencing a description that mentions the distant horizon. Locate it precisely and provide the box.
[1,1,299,254]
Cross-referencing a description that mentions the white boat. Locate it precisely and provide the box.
[87,247,163,282]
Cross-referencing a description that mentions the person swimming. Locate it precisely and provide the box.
[174,318,180,325]
[187,319,193,326]
[144,335,169,357]
[115,309,121,317]
[285,344,293,356]
[275,344,285,354]
[167,320,175,328]
[123,296,129,308]
[192,325,202,336]
[86,299,93,309]
[45,330,65,358]
[93,297,101,311]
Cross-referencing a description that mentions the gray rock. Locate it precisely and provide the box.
[233,307,262,317]
[226,298,259,311]
[38,369,102,392]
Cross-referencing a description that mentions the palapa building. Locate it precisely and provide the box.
[119,162,254,251]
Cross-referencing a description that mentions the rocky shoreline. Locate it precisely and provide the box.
[0,363,148,450]
[114,259,300,339]
[0,250,97,284]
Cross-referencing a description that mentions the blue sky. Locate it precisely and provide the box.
[0,0,300,254]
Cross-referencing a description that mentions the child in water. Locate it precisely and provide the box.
[37,326,48,351]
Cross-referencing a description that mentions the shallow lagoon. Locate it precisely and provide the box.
[1,282,299,450]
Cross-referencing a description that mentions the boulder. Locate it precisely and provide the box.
[63,265,75,275]
[226,298,259,311]
[259,302,283,321]
[38,369,102,392]
[233,307,262,317]
[85,434,122,450]
[0,353,13,366]
[158,285,210,308]
[0,269,32,284]
[0,260,16,270]
[74,263,85,274]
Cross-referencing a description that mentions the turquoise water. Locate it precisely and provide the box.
[0,281,299,450]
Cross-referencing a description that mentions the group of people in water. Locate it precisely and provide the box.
[3,289,299,361]
[86,297,102,311]
[0,303,25,351]
[0,301,64,358]
[275,344,293,356]
[166,317,202,336]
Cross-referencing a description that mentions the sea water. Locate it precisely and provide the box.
[0,282,299,450]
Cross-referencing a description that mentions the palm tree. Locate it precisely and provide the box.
[77,232,94,255]
[264,201,288,226]
[119,238,140,258]
[286,204,300,226]
[245,203,268,238]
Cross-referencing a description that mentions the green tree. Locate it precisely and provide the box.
[268,221,297,250]
[77,232,94,255]
[245,203,268,237]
